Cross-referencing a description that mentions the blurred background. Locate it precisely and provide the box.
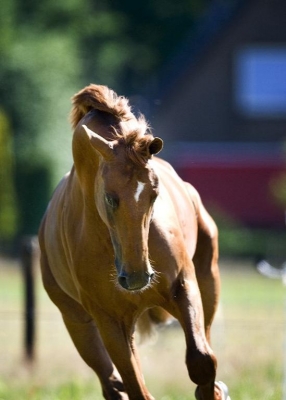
[1,0,286,258]
[1,0,286,399]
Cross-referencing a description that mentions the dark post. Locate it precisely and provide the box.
[21,235,38,361]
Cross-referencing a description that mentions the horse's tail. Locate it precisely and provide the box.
[136,307,173,343]
[70,84,135,129]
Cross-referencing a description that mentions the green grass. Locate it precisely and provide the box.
[0,257,285,399]
[217,260,284,400]
[0,380,98,400]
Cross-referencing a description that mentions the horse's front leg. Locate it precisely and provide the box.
[168,266,222,400]
[40,256,126,400]
[93,310,154,400]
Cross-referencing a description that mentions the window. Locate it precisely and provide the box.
[234,46,286,118]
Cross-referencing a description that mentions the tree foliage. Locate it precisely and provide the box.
[0,111,18,242]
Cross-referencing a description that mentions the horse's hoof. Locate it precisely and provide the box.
[194,381,231,400]
[215,381,231,400]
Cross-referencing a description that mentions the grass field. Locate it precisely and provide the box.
[0,256,285,399]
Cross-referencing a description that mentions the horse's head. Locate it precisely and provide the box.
[83,125,163,291]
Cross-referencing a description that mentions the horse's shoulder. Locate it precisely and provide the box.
[152,157,181,183]
[153,156,175,171]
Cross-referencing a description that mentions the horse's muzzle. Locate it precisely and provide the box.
[118,270,154,291]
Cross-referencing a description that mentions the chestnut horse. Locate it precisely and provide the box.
[39,84,230,400]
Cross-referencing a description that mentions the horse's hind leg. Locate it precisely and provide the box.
[40,254,127,400]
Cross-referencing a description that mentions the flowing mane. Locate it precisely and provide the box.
[70,84,135,129]
[71,84,157,166]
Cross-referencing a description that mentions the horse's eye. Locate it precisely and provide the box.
[105,194,118,209]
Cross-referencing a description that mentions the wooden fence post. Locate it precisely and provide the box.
[21,235,38,361]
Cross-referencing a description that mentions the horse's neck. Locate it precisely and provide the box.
[67,165,102,225]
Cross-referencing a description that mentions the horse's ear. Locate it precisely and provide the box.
[149,137,163,156]
[82,125,114,160]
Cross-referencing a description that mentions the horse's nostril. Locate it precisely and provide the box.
[118,272,152,291]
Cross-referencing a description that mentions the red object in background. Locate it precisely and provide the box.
[165,143,286,228]
[178,165,285,228]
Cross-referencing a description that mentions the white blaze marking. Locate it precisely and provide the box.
[134,181,145,202]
